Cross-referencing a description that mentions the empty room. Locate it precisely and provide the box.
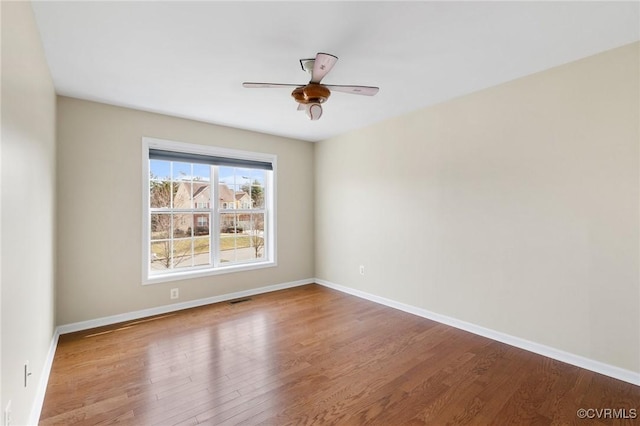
[2,1,639,425]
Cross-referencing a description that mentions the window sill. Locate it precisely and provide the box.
[143,260,277,285]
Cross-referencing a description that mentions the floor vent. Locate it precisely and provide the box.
[229,297,252,305]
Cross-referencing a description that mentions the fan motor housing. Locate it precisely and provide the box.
[291,83,331,104]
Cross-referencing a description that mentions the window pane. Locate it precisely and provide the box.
[218,166,234,187]
[150,180,172,208]
[229,184,242,210]
[174,182,192,209]
[218,212,263,263]
[173,214,192,238]
[150,241,170,270]
[192,164,210,181]
[194,213,210,236]
[217,167,267,210]
[192,182,210,210]
[220,212,242,234]
[150,160,171,180]
[249,182,265,209]
[235,189,250,210]
[220,212,240,263]
[194,237,210,267]
[236,213,249,234]
[173,239,193,269]
[219,183,235,210]
[240,169,263,209]
[173,162,191,181]
[151,214,170,239]
[248,213,265,260]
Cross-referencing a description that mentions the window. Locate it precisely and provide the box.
[142,137,276,284]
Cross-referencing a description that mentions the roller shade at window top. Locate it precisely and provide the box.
[149,149,273,171]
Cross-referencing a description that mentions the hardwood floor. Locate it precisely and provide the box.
[40,284,639,425]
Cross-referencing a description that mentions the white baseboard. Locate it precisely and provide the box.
[316,278,640,387]
[28,328,60,426]
[57,278,314,335]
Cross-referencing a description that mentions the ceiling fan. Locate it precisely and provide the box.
[243,53,379,121]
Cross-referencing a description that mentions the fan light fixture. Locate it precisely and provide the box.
[243,52,379,121]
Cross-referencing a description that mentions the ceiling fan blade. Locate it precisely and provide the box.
[325,85,379,96]
[310,53,338,84]
[242,82,302,89]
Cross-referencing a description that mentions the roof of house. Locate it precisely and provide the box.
[192,182,209,199]
[218,184,235,203]
[175,181,243,204]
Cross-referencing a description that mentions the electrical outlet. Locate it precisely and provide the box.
[359,265,365,275]
[4,400,11,426]
[170,288,179,299]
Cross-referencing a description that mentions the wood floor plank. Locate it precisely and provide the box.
[40,284,640,425]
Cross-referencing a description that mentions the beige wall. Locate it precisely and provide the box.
[56,97,315,325]
[1,2,57,424]
[315,43,640,373]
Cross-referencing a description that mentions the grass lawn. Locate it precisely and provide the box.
[151,234,263,258]
[220,235,251,251]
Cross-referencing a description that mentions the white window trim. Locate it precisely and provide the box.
[142,137,277,285]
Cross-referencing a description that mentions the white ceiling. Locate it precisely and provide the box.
[31,1,639,142]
